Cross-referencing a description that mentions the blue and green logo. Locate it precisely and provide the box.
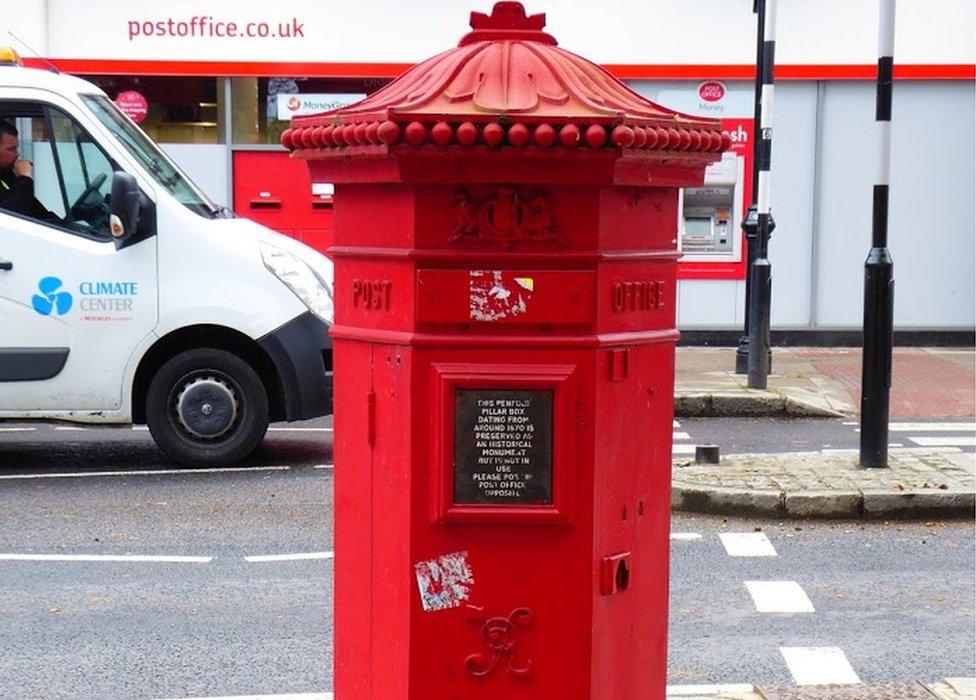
[32,276,73,316]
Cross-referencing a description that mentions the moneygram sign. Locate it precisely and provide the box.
[276,93,366,121]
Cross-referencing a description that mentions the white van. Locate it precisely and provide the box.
[0,51,334,466]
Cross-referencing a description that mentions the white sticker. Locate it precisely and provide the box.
[469,270,533,322]
[414,550,474,612]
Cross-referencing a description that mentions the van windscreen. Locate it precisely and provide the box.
[81,94,219,218]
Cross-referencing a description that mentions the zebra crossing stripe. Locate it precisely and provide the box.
[780,647,861,686]
[720,532,777,557]
[745,581,815,613]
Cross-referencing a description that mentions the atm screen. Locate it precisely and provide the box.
[683,217,712,240]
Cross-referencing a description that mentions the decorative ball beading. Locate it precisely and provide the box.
[677,129,692,150]
[654,126,678,151]
[353,123,368,145]
[507,123,530,147]
[456,122,479,146]
[330,125,346,147]
[585,124,608,149]
[431,121,453,146]
[482,122,505,147]
[611,125,635,148]
[341,124,357,146]
[643,127,659,149]
[689,130,702,150]
[559,124,581,148]
[365,122,379,145]
[280,128,293,149]
[533,123,555,148]
[632,126,647,148]
[321,125,334,147]
[720,132,732,151]
[377,121,400,145]
[405,121,427,146]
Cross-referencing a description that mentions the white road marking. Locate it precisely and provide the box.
[891,422,975,432]
[0,427,36,432]
[673,420,680,428]
[0,466,290,480]
[54,426,87,431]
[780,646,861,686]
[669,532,703,541]
[267,427,333,432]
[842,421,859,426]
[666,684,755,697]
[672,444,696,455]
[908,435,976,447]
[745,581,815,613]
[244,552,334,563]
[0,553,211,563]
[821,446,963,454]
[719,532,777,557]
[132,426,149,430]
[312,464,334,470]
[673,431,691,440]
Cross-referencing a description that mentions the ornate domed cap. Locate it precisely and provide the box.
[285,2,729,155]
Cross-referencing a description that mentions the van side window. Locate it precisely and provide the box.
[0,102,116,240]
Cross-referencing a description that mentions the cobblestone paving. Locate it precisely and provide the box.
[674,450,975,493]
[672,449,976,517]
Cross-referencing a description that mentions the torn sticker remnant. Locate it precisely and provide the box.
[415,550,474,612]
[469,270,534,322]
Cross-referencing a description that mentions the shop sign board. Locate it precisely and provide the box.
[275,93,366,120]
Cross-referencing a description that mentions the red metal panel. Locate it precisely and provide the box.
[232,150,333,254]
[416,269,595,326]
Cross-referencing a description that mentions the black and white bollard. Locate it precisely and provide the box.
[746,0,777,390]
[860,0,897,468]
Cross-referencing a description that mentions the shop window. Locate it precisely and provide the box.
[231,77,391,145]
[81,76,224,145]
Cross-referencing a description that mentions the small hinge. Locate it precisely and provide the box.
[366,391,376,446]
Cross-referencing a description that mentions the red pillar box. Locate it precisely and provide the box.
[285,3,727,698]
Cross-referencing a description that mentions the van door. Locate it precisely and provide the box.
[0,101,158,412]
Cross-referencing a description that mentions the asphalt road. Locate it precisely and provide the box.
[0,421,972,698]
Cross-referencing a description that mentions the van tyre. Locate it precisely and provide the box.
[146,348,269,467]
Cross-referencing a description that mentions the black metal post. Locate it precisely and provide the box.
[746,0,776,389]
[735,0,765,375]
[860,0,896,468]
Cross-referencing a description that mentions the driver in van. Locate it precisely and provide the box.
[0,119,61,223]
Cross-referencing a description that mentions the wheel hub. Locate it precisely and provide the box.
[175,376,238,439]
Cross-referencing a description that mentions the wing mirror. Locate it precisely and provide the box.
[109,171,143,248]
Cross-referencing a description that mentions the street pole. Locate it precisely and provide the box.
[860,0,896,468]
[735,0,768,375]
[746,0,776,389]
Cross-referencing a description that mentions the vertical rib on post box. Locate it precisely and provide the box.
[287,3,727,698]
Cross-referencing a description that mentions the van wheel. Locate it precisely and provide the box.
[146,348,269,467]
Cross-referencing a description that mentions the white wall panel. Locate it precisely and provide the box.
[814,81,976,328]
[160,144,230,208]
[768,82,817,327]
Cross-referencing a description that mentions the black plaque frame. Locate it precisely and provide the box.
[453,388,554,506]
[429,362,578,525]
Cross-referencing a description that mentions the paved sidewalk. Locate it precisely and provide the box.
[672,448,976,519]
[674,347,975,419]
[668,677,975,699]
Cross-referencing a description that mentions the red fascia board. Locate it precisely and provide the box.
[22,58,976,81]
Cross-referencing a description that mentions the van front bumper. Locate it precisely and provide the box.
[258,311,333,421]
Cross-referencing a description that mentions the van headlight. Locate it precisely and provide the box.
[260,241,334,324]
